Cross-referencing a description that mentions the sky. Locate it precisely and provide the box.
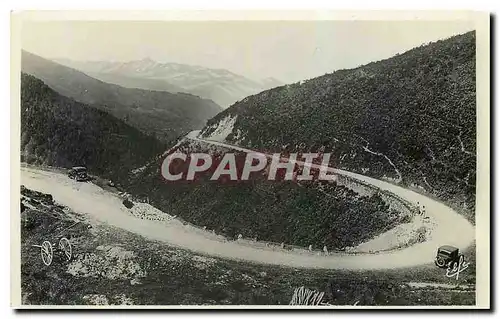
[21,20,475,83]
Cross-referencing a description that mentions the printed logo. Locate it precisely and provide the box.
[445,258,470,280]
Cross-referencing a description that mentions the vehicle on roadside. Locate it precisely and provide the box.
[68,166,90,182]
[434,245,464,268]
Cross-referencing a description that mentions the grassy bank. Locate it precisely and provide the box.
[20,187,475,306]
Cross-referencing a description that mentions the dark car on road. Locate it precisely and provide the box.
[68,166,90,182]
[435,245,464,268]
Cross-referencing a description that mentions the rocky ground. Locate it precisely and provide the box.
[19,186,476,306]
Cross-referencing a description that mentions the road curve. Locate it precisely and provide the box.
[20,134,475,270]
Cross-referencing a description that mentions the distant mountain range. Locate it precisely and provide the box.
[21,51,222,142]
[55,57,284,108]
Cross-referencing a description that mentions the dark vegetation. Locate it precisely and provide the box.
[21,51,222,141]
[127,142,408,249]
[20,187,475,306]
[20,32,476,253]
[20,73,165,183]
[19,32,478,307]
[19,73,411,250]
[201,32,476,216]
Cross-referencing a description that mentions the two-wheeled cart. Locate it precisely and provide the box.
[29,220,80,266]
[31,237,72,266]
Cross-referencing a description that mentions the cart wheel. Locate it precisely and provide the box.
[41,241,53,266]
[59,237,72,261]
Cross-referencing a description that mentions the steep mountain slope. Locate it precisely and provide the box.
[200,32,476,214]
[55,58,284,108]
[20,73,165,182]
[22,51,222,141]
[125,139,412,250]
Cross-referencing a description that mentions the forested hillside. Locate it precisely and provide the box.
[127,141,409,250]
[22,51,222,142]
[21,73,165,182]
[201,32,476,214]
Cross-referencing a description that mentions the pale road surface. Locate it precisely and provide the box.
[20,132,475,270]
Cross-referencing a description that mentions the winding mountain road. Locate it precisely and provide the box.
[20,132,475,270]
